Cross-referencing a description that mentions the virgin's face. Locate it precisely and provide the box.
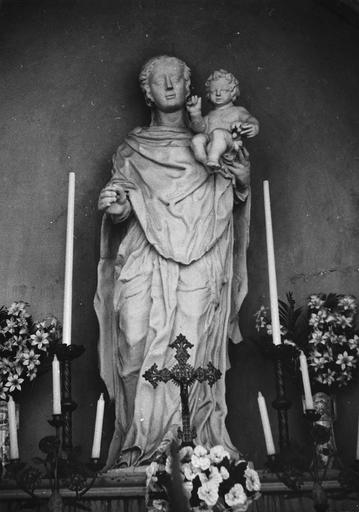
[148,59,188,112]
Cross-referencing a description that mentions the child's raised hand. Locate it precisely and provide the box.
[186,95,202,116]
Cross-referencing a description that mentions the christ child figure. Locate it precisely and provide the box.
[187,69,259,169]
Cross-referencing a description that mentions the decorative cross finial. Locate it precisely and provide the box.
[143,334,221,446]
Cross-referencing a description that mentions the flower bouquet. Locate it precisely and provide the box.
[255,292,359,391]
[146,445,261,512]
[0,301,62,399]
[305,293,358,389]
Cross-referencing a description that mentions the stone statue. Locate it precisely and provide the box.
[313,392,337,467]
[94,55,252,468]
[187,69,259,169]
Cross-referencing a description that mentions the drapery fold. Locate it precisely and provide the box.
[94,126,250,466]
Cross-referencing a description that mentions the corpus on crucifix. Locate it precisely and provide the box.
[143,334,221,447]
[94,54,252,468]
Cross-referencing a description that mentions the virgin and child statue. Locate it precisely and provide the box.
[94,55,253,468]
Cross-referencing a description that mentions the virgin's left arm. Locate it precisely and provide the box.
[225,147,251,202]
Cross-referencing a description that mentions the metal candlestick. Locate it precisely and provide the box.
[54,343,85,452]
[272,345,292,451]
[4,412,104,509]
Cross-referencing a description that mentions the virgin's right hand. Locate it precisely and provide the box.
[98,185,127,212]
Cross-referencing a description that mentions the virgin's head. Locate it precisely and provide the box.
[139,55,191,113]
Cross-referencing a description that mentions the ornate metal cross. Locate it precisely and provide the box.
[143,333,221,446]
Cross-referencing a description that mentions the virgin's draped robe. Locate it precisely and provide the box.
[94,125,250,467]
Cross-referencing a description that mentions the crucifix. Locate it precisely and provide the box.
[143,333,221,446]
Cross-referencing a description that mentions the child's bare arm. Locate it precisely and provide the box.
[186,95,206,133]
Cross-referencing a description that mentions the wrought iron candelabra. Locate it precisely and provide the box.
[265,344,359,511]
[2,343,104,511]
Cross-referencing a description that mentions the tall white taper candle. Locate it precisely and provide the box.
[299,351,314,410]
[263,180,281,346]
[91,393,105,459]
[52,355,62,415]
[257,391,276,455]
[7,396,19,459]
[62,172,75,345]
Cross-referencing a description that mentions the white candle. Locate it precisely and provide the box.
[7,396,19,459]
[301,395,307,414]
[299,351,314,410]
[62,172,75,345]
[263,180,281,346]
[91,393,105,459]
[257,391,276,455]
[52,355,62,415]
[356,413,359,460]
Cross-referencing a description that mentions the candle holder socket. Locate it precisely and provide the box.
[305,409,321,422]
[54,343,85,362]
[48,414,64,429]
[87,458,104,473]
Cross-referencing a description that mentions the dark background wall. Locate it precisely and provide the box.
[0,0,358,468]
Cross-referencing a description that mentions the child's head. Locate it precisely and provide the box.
[205,69,240,106]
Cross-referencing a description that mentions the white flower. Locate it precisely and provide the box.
[197,481,219,507]
[337,315,353,328]
[338,295,357,312]
[309,330,324,345]
[316,369,336,386]
[308,295,325,309]
[182,481,193,499]
[325,312,337,324]
[208,466,223,487]
[244,467,261,492]
[309,350,330,370]
[3,318,18,334]
[192,446,211,471]
[336,335,347,345]
[182,462,200,481]
[336,351,355,370]
[30,330,49,350]
[209,445,230,464]
[146,461,159,483]
[151,499,168,512]
[5,371,24,392]
[224,483,247,508]
[0,357,13,374]
[165,456,172,474]
[348,335,359,351]
[27,368,38,381]
[179,446,193,462]
[220,466,230,480]
[317,308,328,323]
[309,313,319,328]
[193,445,208,457]
[8,302,30,317]
[21,350,41,371]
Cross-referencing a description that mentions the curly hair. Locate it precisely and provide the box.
[205,69,240,102]
[139,55,191,106]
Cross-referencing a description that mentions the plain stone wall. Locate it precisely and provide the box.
[0,0,358,467]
